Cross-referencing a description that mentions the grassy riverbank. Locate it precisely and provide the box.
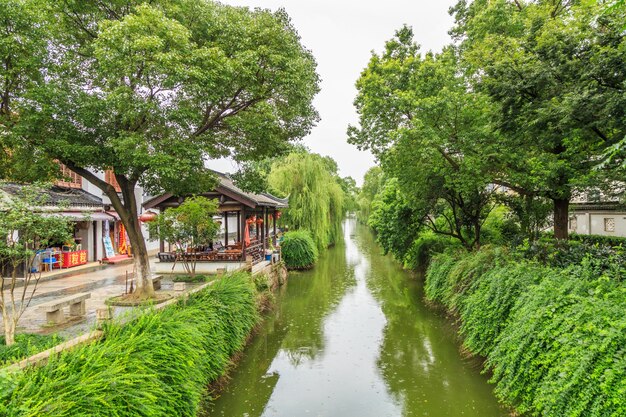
[425,247,626,417]
[0,334,62,366]
[0,272,260,416]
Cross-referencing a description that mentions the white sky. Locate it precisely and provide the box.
[213,0,457,185]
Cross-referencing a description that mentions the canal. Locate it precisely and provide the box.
[202,219,506,417]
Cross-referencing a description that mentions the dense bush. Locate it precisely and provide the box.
[173,274,210,283]
[425,250,626,417]
[281,230,319,270]
[0,272,259,416]
[520,237,626,271]
[403,233,460,270]
[542,231,626,248]
[424,246,508,310]
[0,334,62,365]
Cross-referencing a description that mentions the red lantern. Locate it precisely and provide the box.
[274,211,282,220]
[139,211,158,223]
[256,218,264,225]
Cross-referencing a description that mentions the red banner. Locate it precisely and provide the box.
[58,250,88,268]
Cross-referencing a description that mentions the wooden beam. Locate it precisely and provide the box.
[237,211,241,242]
[224,211,229,245]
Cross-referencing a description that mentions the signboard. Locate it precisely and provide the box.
[103,235,115,258]
[60,250,88,268]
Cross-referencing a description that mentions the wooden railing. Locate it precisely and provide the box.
[246,240,264,265]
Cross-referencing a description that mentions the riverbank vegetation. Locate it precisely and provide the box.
[352,1,626,415]
[425,247,626,416]
[0,272,259,416]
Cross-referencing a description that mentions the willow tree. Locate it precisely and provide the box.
[268,152,344,249]
[15,1,319,297]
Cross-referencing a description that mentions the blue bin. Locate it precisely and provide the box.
[265,254,272,261]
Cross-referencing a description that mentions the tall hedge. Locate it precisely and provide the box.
[281,230,318,270]
[0,272,259,417]
[425,250,626,417]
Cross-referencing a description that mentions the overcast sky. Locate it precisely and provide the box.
[214,0,458,185]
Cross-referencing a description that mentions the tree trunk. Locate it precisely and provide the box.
[473,221,481,250]
[2,308,15,346]
[115,181,155,298]
[126,220,154,298]
[553,198,570,240]
[58,164,155,298]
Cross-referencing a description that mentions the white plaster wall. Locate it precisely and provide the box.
[82,170,106,200]
[154,261,246,275]
[219,216,241,245]
[571,212,626,237]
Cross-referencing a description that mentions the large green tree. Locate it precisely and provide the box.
[0,0,58,181]
[14,1,319,297]
[349,28,498,249]
[357,166,384,223]
[451,0,626,239]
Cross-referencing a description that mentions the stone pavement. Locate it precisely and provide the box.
[3,260,169,338]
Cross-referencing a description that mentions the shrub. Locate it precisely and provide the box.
[487,263,626,416]
[0,334,62,365]
[0,272,259,416]
[481,205,522,245]
[173,274,209,283]
[458,262,549,356]
[425,248,626,417]
[520,237,626,271]
[425,247,508,310]
[542,231,626,248]
[403,233,459,270]
[281,230,319,270]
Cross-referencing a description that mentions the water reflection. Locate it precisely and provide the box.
[203,219,506,417]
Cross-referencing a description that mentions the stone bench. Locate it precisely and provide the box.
[37,292,91,325]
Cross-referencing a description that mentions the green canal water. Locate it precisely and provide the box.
[202,219,506,417]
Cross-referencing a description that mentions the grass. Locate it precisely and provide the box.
[0,271,259,416]
[173,274,210,283]
[0,334,63,366]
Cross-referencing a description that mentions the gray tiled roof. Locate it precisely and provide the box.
[0,183,103,208]
[215,172,288,208]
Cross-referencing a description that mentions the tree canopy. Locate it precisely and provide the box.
[353,0,626,247]
[349,29,498,249]
[4,0,320,296]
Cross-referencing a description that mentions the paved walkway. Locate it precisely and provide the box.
[5,259,266,339]
[4,260,166,338]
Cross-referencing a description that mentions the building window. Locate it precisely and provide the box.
[569,217,577,231]
[604,218,615,232]
[105,169,122,192]
[55,163,82,188]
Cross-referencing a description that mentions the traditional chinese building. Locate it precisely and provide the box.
[142,171,288,274]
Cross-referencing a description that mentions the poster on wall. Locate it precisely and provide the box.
[103,235,115,258]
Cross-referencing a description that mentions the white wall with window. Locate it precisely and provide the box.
[569,212,626,237]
